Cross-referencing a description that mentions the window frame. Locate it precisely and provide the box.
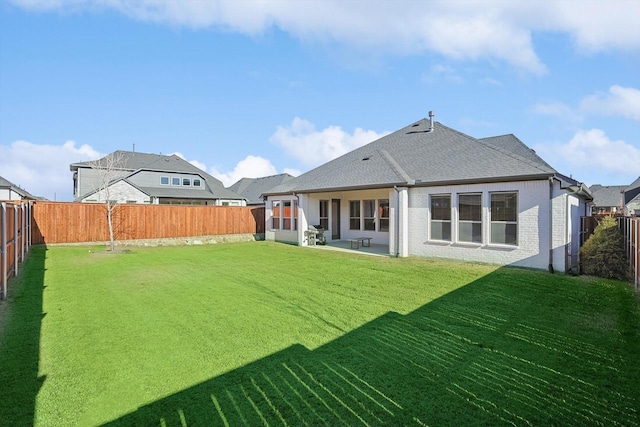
[193,178,201,187]
[363,199,376,231]
[172,177,181,186]
[490,192,518,246]
[160,176,169,185]
[378,199,389,232]
[272,200,281,230]
[349,200,361,230]
[182,178,191,186]
[430,193,452,242]
[458,193,482,244]
[283,200,292,230]
[319,200,329,230]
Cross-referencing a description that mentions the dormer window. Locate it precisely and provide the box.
[193,178,201,187]
[160,176,169,185]
[172,177,180,186]
[183,178,191,186]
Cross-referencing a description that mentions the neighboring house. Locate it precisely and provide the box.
[0,176,36,201]
[229,173,295,205]
[589,177,640,216]
[264,114,592,272]
[624,176,640,216]
[70,151,245,206]
[589,185,627,215]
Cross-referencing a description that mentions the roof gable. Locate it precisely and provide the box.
[229,173,295,204]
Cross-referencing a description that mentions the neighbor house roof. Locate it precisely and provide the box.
[589,185,626,208]
[0,175,37,200]
[72,151,243,201]
[266,119,558,195]
[229,173,295,204]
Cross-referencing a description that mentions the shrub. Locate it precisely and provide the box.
[580,216,627,279]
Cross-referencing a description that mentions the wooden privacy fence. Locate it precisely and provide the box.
[1,201,32,301]
[31,202,265,245]
[619,217,640,290]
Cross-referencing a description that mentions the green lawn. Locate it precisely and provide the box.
[1,242,639,426]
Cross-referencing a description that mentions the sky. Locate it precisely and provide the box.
[1,0,639,202]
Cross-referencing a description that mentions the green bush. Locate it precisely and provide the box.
[580,216,627,279]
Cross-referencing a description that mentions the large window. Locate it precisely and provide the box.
[458,194,482,243]
[272,201,280,230]
[378,199,389,232]
[319,200,329,230]
[349,201,360,230]
[430,194,451,241]
[283,201,292,230]
[363,200,376,231]
[490,192,518,245]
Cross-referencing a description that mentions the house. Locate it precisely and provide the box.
[0,175,37,201]
[624,176,640,216]
[589,177,640,216]
[264,113,592,272]
[589,184,627,215]
[70,151,245,206]
[229,173,295,205]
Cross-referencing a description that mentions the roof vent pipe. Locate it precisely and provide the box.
[428,111,434,132]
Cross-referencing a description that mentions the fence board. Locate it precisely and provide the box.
[31,202,265,245]
[1,201,31,300]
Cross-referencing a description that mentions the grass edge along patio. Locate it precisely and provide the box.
[1,241,639,425]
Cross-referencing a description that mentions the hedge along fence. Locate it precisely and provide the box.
[31,202,265,245]
[1,201,32,300]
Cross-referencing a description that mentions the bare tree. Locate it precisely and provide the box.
[86,151,128,251]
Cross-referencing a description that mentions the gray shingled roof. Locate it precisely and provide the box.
[72,151,243,201]
[0,175,37,199]
[589,185,626,208]
[267,119,557,195]
[229,174,295,204]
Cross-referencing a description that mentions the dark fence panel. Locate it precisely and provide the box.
[31,202,265,245]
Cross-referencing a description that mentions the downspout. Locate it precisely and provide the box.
[548,177,555,274]
[393,186,400,257]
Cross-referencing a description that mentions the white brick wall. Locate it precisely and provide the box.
[407,180,553,270]
[81,180,150,204]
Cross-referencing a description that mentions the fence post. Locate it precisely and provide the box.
[21,202,26,262]
[13,204,19,277]
[1,202,6,301]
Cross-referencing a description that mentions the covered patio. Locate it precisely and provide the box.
[308,240,391,257]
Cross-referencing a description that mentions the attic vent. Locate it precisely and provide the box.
[411,123,420,127]
[362,156,371,161]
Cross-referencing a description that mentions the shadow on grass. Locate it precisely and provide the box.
[0,245,47,425]
[102,268,639,426]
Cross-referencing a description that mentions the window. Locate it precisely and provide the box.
[458,194,482,243]
[378,199,389,232]
[193,178,201,187]
[272,201,280,229]
[283,201,292,230]
[172,177,180,186]
[319,200,329,230]
[160,176,169,185]
[349,201,360,230]
[363,200,375,231]
[182,178,191,186]
[430,194,451,241]
[490,192,518,245]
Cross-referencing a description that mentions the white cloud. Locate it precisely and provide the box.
[270,117,388,168]
[9,1,640,74]
[532,101,583,123]
[209,155,280,187]
[535,129,640,184]
[580,85,640,121]
[0,140,102,201]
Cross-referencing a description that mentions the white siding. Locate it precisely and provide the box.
[81,180,150,204]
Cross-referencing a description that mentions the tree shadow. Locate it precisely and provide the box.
[102,267,639,426]
[0,245,47,425]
